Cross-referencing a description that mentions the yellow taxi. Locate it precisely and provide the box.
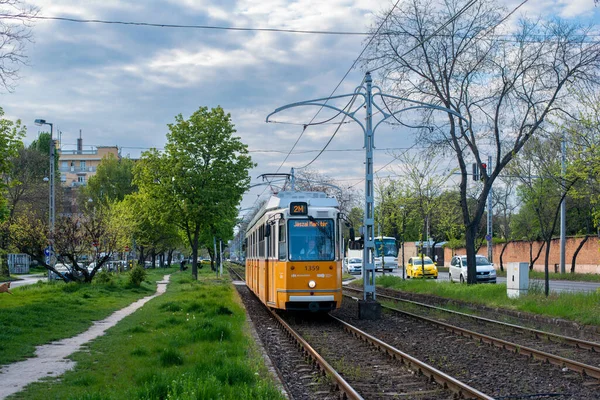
[406,256,438,279]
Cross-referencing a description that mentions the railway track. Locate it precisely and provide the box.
[343,286,600,379]
[231,266,600,398]
[230,266,490,399]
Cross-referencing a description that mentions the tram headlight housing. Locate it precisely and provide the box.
[308,280,316,288]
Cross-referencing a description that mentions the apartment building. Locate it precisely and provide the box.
[57,137,119,216]
[58,137,119,188]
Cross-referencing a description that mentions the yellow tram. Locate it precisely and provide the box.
[245,191,343,312]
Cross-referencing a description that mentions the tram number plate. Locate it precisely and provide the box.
[305,265,320,271]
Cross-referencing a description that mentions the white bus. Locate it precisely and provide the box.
[346,236,398,272]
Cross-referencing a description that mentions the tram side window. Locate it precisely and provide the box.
[259,225,265,258]
[278,220,287,260]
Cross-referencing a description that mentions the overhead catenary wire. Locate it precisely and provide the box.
[4,13,597,42]
[272,0,403,175]
[245,0,404,212]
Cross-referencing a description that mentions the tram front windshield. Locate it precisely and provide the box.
[288,219,335,261]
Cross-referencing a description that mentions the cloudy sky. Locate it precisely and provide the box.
[2,0,599,212]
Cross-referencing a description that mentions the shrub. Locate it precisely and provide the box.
[94,270,113,284]
[128,265,147,287]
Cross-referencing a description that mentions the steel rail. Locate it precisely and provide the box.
[231,267,492,399]
[330,315,495,400]
[345,286,600,353]
[269,310,364,400]
[229,266,363,400]
[343,291,600,380]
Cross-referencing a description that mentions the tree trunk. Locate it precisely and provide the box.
[544,238,551,297]
[499,240,512,272]
[167,249,174,267]
[465,225,478,284]
[571,235,590,273]
[138,246,145,266]
[528,241,545,271]
[191,234,199,280]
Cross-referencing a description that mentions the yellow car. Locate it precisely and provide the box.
[406,256,438,279]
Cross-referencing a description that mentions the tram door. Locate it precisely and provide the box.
[267,221,275,304]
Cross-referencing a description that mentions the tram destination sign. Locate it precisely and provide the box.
[289,201,308,215]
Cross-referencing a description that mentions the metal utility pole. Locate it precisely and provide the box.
[219,239,223,276]
[213,236,218,277]
[487,155,493,262]
[560,132,566,274]
[35,119,55,276]
[267,72,466,319]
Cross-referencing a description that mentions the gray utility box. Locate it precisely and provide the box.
[507,262,529,298]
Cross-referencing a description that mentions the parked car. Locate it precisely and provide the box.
[449,255,497,284]
[344,257,362,274]
[406,256,438,279]
[50,263,72,280]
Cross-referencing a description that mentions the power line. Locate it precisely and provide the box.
[4,13,596,41]
[370,0,480,74]
[248,0,403,212]
[275,0,403,173]
[248,146,428,154]
[0,14,368,35]
[349,142,421,188]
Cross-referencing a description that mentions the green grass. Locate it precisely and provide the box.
[494,268,600,282]
[10,268,285,400]
[0,268,174,366]
[364,275,600,327]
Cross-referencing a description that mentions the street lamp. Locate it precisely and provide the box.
[35,119,54,271]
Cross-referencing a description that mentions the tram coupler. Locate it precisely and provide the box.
[358,299,381,320]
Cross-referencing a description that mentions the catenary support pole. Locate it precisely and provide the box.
[560,132,566,274]
[487,155,493,262]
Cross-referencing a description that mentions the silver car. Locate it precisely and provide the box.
[344,257,362,274]
[449,255,497,283]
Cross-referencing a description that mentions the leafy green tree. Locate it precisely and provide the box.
[511,136,579,294]
[135,106,254,279]
[81,154,136,208]
[0,107,25,277]
[366,0,600,283]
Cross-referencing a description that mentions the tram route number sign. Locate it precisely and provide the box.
[290,201,308,215]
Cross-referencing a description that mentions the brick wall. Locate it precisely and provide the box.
[443,237,600,274]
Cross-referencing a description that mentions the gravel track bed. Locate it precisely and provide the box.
[235,283,339,400]
[332,297,600,399]
[368,286,600,342]
[233,276,455,399]
[284,313,455,400]
[367,291,600,370]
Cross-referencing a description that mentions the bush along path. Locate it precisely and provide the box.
[0,275,171,399]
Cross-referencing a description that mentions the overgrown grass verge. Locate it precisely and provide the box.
[12,269,285,400]
[0,268,175,366]
[365,275,600,327]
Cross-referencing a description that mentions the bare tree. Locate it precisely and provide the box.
[364,0,600,283]
[293,168,360,216]
[391,151,454,257]
[0,1,38,91]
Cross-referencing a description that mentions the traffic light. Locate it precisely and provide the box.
[481,163,487,179]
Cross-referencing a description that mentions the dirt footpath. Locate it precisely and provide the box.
[0,276,170,399]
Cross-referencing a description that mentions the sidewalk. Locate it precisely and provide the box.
[0,275,171,399]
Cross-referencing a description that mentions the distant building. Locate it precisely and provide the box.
[58,144,119,188]
[56,134,120,216]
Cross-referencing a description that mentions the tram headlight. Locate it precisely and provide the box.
[308,280,316,288]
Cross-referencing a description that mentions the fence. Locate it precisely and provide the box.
[8,253,31,274]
